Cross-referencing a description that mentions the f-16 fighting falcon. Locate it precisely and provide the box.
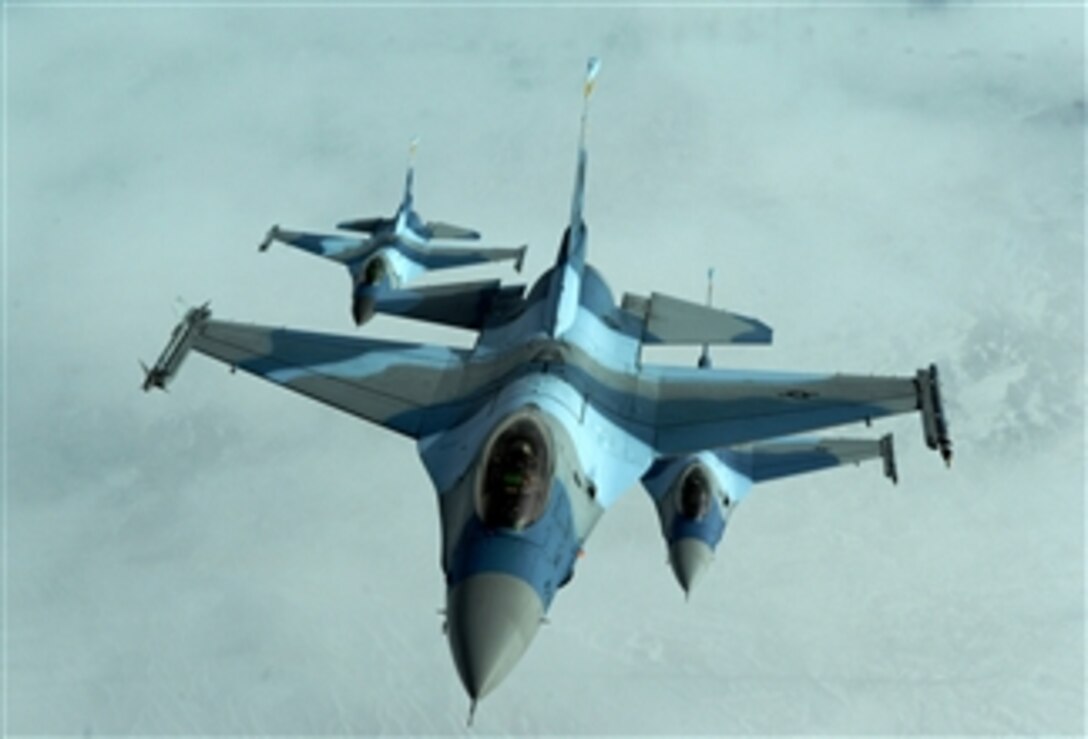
[143,57,952,719]
[258,139,527,325]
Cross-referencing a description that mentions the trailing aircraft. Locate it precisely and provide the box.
[143,57,952,720]
[258,140,527,325]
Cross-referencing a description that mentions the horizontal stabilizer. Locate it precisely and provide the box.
[374,280,525,330]
[336,217,393,234]
[720,433,898,485]
[622,292,772,346]
[425,220,481,241]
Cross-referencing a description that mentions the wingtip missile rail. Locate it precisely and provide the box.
[141,304,211,392]
[916,364,953,467]
[258,224,280,252]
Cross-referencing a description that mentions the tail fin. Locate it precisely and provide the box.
[336,139,417,235]
[546,57,600,338]
[398,139,482,242]
[560,56,600,268]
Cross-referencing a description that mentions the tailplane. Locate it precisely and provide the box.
[560,55,600,270]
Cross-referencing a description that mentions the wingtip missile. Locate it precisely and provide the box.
[142,304,211,392]
[258,224,280,252]
[140,360,167,393]
[917,364,953,468]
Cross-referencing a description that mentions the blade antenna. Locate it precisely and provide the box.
[403,136,419,207]
[698,267,715,369]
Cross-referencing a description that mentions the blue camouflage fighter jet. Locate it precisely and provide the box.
[144,58,952,718]
[258,139,527,326]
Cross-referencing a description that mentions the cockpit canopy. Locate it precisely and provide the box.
[676,465,714,521]
[361,257,388,287]
[477,417,554,531]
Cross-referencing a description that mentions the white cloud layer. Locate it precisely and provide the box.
[5,4,1084,735]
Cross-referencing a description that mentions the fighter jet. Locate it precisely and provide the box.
[143,57,952,717]
[258,140,527,325]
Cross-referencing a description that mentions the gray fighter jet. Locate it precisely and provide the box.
[258,140,526,325]
[143,57,952,718]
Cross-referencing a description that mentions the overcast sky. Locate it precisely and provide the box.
[4,3,1085,735]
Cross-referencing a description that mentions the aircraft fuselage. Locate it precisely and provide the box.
[417,268,655,699]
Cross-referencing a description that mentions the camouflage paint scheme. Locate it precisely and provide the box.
[257,143,526,326]
[145,57,951,713]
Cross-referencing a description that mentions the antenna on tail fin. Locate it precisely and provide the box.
[403,137,419,209]
[698,268,715,369]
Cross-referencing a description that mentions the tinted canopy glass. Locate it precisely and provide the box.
[478,417,554,530]
[676,465,713,521]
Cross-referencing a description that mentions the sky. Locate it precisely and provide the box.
[3,2,1085,735]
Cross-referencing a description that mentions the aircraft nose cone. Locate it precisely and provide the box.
[669,538,714,596]
[446,573,544,700]
[351,293,376,325]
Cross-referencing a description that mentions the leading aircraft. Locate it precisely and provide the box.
[143,57,952,719]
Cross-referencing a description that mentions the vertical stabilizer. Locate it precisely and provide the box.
[562,56,600,269]
[547,56,600,337]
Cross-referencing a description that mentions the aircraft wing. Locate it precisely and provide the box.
[143,306,477,439]
[632,365,951,465]
[372,280,526,330]
[259,226,378,267]
[412,243,528,272]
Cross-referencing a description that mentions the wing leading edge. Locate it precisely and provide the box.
[143,306,476,439]
[629,365,951,466]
